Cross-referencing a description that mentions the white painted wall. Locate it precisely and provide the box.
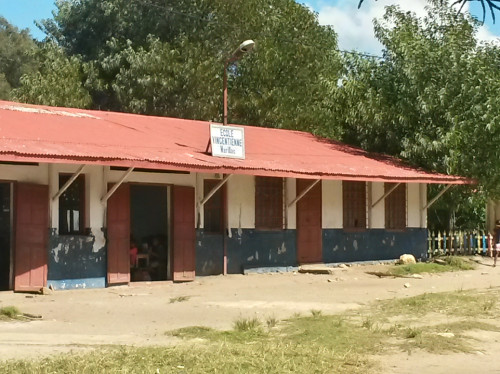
[286,178,296,230]
[0,163,48,184]
[322,180,342,229]
[49,165,196,231]
[0,163,432,233]
[407,183,420,228]
[107,168,196,186]
[420,184,427,228]
[370,182,385,229]
[48,164,105,233]
[227,175,255,230]
[195,173,212,229]
[45,164,106,252]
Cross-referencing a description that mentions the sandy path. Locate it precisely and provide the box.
[1,256,500,373]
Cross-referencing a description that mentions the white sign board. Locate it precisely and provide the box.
[210,124,245,159]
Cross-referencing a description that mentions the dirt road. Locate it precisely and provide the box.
[1,257,500,373]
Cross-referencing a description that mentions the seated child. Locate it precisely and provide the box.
[130,241,138,267]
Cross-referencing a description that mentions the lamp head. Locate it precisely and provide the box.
[228,40,255,62]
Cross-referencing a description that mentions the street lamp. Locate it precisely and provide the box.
[223,40,255,126]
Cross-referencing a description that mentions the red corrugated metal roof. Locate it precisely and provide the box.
[0,100,470,184]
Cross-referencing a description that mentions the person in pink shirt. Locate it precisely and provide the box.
[493,220,500,267]
[130,240,138,268]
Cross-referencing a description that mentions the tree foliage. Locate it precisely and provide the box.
[12,42,92,108]
[336,0,500,228]
[358,0,500,23]
[0,17,37,100]
[35,0,341,134]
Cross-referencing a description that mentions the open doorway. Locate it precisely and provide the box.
[129,185,169,282]
[0,182,12,290]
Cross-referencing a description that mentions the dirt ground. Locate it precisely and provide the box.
[1,257,500,373]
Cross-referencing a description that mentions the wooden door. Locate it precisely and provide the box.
[296,179,322,264]
[14,183,48,292]
[172,185,196,282]
[107,184,130,285]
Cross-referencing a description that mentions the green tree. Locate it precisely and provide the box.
[358,0,500,23]
[335,0,499,229]
[0,17,37,99]
[35,0,341,133]
[12,42,92,108]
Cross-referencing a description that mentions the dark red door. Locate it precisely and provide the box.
[172,185,196,282]
[296,179,322,264]
[107,184,130,285]
[14,183,48,292]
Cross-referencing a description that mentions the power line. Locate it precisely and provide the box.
[339,50,383,59]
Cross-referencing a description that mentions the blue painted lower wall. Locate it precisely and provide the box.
[227,229,297,274]
[196,231,224,275]
[47,277,106,290]
[196,228,427,275]
[47,228,106,290]
[196,229,297,275]
[46,227,428,284]
[322,228,427,264]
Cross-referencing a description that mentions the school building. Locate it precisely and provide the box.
[0,100,470,291]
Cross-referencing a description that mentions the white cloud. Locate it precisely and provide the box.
[476,24,500,45]
[311,0,497,54]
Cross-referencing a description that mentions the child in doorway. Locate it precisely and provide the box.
[130,240,138,268]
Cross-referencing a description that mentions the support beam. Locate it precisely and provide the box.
[199,174,233,207]
[288,179,320,207]
[372,183,401,208]
[52,165,86,201]
[422,184,453,210]
[101,167,134,203]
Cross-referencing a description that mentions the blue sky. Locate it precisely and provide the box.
[0,0,55,39]
[1,0,499,54]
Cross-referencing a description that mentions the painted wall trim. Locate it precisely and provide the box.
[47,277,105,290]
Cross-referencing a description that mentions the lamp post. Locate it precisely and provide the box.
[223,40,255,126]
[220,40,254,276]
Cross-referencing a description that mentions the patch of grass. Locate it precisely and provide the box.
[361,318,374,330]
[266,316,278,329]
[168,326,217,339]
[233,317,261,332]
[360,288,500,354]
[310,309,322,318]
[0,306,21,320]
[483,299,496,311]
[169,295,190,303]
[390,256,475,276]
[404,327,422,339]
[3,288,500,373]
[399,331,468,354]
[443,256,475,270]
[372,289,500,319]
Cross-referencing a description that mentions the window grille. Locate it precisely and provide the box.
[343,181,366,229]
[203,179,224,233]
[255,177,284,230]
[59,174,85,235]
[385,183,406,230]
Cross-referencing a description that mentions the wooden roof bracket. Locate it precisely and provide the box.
[101,167,134,203]
[288,179,321,207]
[371,182,401,208]
[199,174,233,207]
[422,184,453,210]
[52,164,87,201]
